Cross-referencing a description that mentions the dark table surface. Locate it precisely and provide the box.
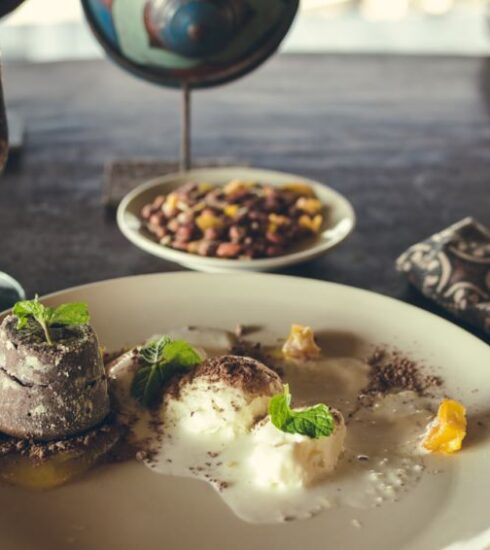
[0,54,488,341]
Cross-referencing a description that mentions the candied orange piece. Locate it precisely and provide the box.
[422,399,467,454]
[282,324,321,360]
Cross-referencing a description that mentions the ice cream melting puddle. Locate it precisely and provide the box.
[109,328,437,524]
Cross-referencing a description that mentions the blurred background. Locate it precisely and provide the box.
[0,0,489,61]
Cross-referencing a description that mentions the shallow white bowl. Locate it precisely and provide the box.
[117,167,355,272]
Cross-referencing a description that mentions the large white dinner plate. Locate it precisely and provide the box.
[1,273,489,550]
[117,167,355,272]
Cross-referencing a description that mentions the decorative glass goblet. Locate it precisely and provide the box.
[81,0,299,170]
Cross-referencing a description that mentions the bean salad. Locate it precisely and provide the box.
[140,180,326,260]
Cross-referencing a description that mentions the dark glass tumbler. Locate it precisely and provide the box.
[0,60,25,311]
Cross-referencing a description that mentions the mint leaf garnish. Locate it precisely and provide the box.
[13,296,89,345]
[49,302,90,326]
[269,384,335,439]
[131,336,202,408]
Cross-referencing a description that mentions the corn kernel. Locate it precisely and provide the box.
[422,399,467,454]
[198,182,214,193]
[162,192,179,215]
[224,204,239,218]
[282,182,315,197]
[299,214,323,233]
[282,324,321,360]
[196,212,224,232]
[296,197,323,215]
[192,201,206,212]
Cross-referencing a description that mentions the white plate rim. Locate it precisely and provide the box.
[4,272,486,353]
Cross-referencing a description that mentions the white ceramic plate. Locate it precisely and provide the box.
[117,167,355,272]
[1,273,489,550]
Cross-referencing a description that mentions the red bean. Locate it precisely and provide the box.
[167,219,180,233]
[175,225,194,242]
[204,227,224,240]
[265,245,284,257]
[198,240,218,257]
[141,204,155,220]
[171,241,188,251]
[152,195,165,209]
[153,226,168,240]
[266,231,284,244]
[177,211,194,224]
[229,225,246,243]
[149,212,165,227]
[216,242,241,258]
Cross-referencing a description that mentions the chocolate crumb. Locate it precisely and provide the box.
[0,415,122,464]
[360,348,442,403]
[135,450,148,462]
[217,481,229,491]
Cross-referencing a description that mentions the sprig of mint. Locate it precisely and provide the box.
[131,336,202,408]
[12,296,90,345]
[269,384,335,439]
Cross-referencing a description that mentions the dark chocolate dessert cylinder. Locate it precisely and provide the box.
[0,315,110,441]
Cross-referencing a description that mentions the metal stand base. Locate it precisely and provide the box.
[102,157,247,208]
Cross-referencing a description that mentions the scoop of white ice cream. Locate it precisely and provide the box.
[163,355,283,440]
[249,411,346,488]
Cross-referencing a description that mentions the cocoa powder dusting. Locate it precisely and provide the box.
[360,348,442,403]
[167,355,282,399]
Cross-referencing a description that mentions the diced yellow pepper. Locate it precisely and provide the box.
[296,197,323,215]
[196,212,224,231]
[269,213,290,226]
[282,182,315,197]
[422,399,467,454]
[223,179,253,195]
[299,214,323,233]
[268,213,290,234]
[198,182,214,193]
[224,204,239,218]
[192,201,206,212]
[282,324,321,360]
